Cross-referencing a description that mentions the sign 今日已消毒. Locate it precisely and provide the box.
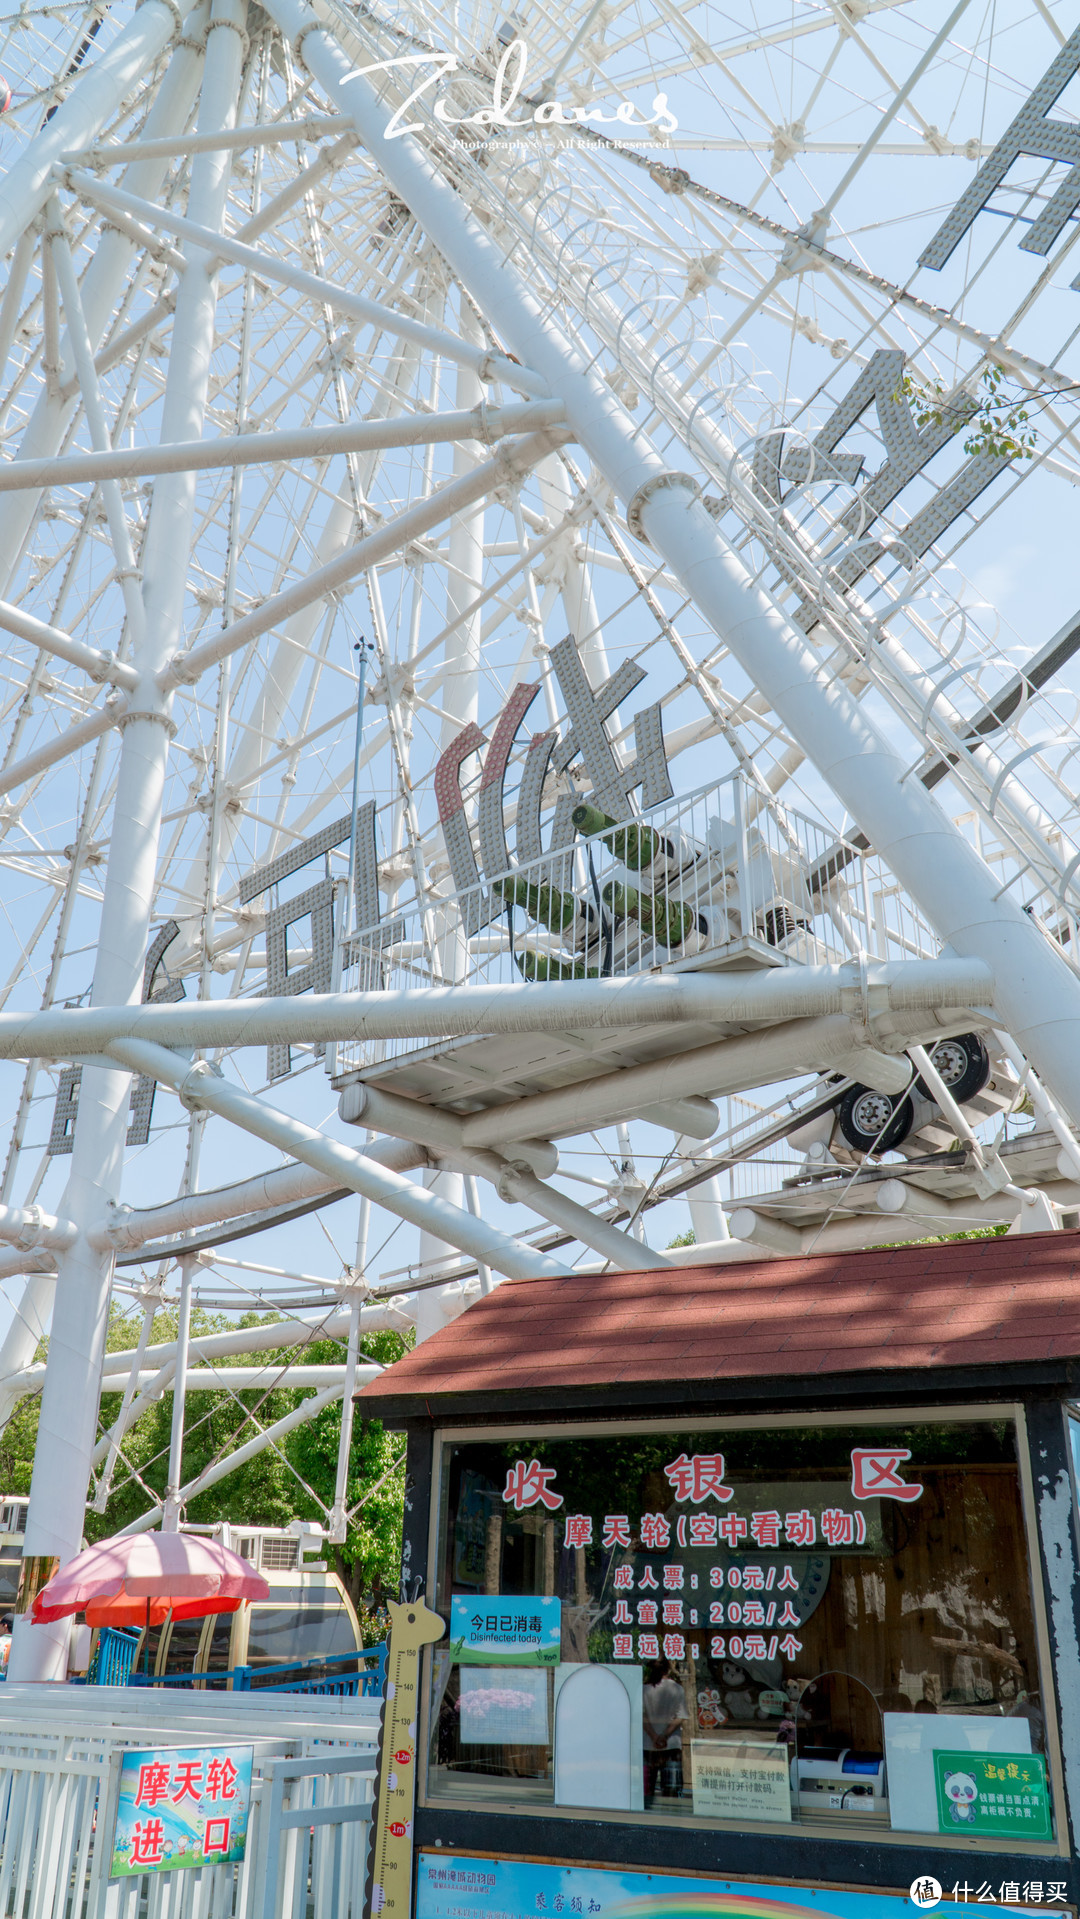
[450,1595,561,1666]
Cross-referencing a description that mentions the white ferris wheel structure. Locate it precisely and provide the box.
[0,0,1076,1676]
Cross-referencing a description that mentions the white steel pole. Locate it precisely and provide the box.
[345,640,375,944]
[104,1035,575,1282]
[328,1300,361,1544]
[688,1177,731,1245]
[537,455,609,677]
[417,298,488,1342]
[0,0,187,258]
[260,0,1080,1129]
[0,9,209,594]
[184,313,436,917]
[328,1181,372,1542]
[92,1362,176,1478]
[341,1081,669,1268]
[96,1137,427,1253]
[0,401,566,495]
[162,1255,195,1531]
[0,957,993,1055]
[463,1176,493,1295]
[0,1273,55,1431]
[120,1385,347,1534]
[9,0,249,1683]
[60,169,551,398]
[90,1292,162,1512]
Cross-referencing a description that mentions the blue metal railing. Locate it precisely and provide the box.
[85,1626,141,1686]
[126,1642,387,1696]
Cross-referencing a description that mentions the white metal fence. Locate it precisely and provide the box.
[0,1688,379,1919]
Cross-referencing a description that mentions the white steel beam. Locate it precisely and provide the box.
[162,1253,195,1531]
[0,0,192,259]
[0,400,568,494]
[66,114,348,163]
[0,1203,75,1251]
[101,1364,374,1390]
[0,600,138,690]
[163,426,567,688]
[0,1361,383,1407]
[91,1361,176,1474]
[329,1299,362,1542]
[97,1139,427,1252]
[104,1035,575,1282]
[0,428,567,803]
[9,0,250,1687]
[0,700,125,801]
[60,169,553,399]
[258,0,1080,1132]
[438,1011,948,1148]
[88,1300,412,1380]
[91,1297,160,1512]
[118,1384,346,1535]
[0,7,209,598]
[339,1083,667,1271]
[0,959,995,1056]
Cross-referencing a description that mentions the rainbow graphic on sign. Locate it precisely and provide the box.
[416,1855,1007,1919]
[606,1898,823,1919]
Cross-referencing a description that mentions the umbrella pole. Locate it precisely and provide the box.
[144,1597,150,1678]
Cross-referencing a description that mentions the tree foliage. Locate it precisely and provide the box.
[897,363,1038,462]
[0,1305,410,1633]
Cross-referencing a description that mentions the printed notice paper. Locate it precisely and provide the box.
[690,1740,791,1821]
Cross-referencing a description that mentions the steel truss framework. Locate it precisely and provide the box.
[0,0,1078,1676]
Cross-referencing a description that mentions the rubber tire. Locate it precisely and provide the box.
[837,1085,914,1156]
[914,1032,990,1106]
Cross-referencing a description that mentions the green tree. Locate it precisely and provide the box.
[0,1304,411,1635]
[897,363,1039,462]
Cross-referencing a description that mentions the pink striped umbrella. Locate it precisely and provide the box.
[31,1531,270,1625]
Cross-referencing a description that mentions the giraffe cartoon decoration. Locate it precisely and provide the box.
[364,1597,446,1919]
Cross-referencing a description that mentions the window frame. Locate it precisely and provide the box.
[418,1399,1069,1856]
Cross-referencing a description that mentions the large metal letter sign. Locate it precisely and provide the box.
[549,636,673,816]
[49,922,184,1155]
[239,808,399,1079]
[780,350,961,525]
[126,922,187,1145]
[433,636,675,937]
[477,682,543,881]
[755,349,1011,633]
[919,28,1080,275]
[349,802,406,993]
[434,723,497,937]
[434,686,563,933]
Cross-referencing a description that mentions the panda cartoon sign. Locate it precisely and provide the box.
[933,1750,1052,1840]
[939,1770,978,1825]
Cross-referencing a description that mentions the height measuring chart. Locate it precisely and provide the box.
[364,1598,445,1919]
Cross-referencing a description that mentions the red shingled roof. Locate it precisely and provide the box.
[358,1230,1080,1407]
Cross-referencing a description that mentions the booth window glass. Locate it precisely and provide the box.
[427,1417,1055,1843]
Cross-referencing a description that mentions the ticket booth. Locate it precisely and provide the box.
[358,1232,1080,1919]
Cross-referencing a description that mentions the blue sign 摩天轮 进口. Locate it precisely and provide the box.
[111,1744,253,1876]
[449,1595,561,1665]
